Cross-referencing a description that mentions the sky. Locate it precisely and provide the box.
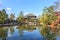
[0,0,57,17]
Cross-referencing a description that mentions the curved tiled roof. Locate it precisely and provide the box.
[26,14,36,16]
[24,13,36,18]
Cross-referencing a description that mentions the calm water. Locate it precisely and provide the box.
[0,25,60,40]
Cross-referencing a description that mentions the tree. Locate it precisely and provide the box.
[17,11,24,22]
[9,13,15,21]
[0,9,8,24]
[38,6,57,25]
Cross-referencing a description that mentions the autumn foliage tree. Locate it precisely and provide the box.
[39,6,57,25]
[38,6,58,40]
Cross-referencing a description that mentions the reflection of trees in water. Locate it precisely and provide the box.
[0,27,8,40]
[38,25,56,40]
[9,26,14,34]
[17,25,24,37]
[17,25,36,37]
[7,26,14,38]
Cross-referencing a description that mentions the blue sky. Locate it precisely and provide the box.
[0,0,57,17]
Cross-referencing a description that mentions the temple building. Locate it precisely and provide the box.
[23,13,38,25]
[24,14,38,22]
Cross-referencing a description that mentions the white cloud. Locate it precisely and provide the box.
[6,7,12,11]
[6,7,12,15]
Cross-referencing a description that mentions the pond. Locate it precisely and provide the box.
[0,25,60,40]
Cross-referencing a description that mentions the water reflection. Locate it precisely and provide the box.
[0,27,8,40]
[0,25,59,40]
[17,25,36,37]
[38,25,56,40]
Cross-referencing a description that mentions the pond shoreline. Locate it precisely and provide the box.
[0,23,18,27]
[0,22,26,27]
[0,22,40,27]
